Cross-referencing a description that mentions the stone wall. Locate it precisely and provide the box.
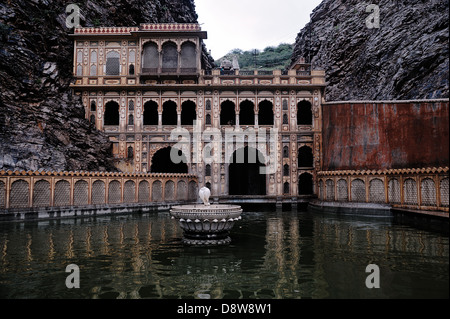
[322,100,449,171]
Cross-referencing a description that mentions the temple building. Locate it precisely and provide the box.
[70,23,326,202]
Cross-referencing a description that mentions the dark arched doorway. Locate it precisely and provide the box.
[229,147,266,195]
[258,100,274,125]
[143,101,158,125]
[298,172,313,195]
[220,100,235,125]
[239,100,255,125]
[181,100,196,125]
[162,101,177,125]
[298,146,313,168]
[297,100,312,125]
[150,147,188,173]
[104,101,120,126]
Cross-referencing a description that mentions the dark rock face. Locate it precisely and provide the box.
[291,0,449,101]
[0,0,212,172]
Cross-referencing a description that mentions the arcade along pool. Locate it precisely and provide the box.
[0,209,448,299]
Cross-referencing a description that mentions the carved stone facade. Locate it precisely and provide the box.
[70,24,326,199]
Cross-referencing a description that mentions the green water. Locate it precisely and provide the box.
[0,210,448,299]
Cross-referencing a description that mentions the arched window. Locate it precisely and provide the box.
[143,101,158,125]
[180,41,197,72]
[220,100,235,125]
[283,164,290,176]
[127,146,134,159]
[90,51,97,76]
[283,182,290,194]
[239,100,255,125]
[33,180,50,207]
[205,113,211,125]
[142,42,158,73]
[283,113,289,125]
[162,100,177,125]
[129,50,135,63]
[351,179,366,202]
[54,180,70,207]
[162,42,178,72]
[205,164,211,176]
[104,101,120,126]
[105,51,120,75]
[92,180,105,205]
[181,100,196,126]
[297,100,312,125]
[90,100,96,112]
[90,50,97,63]
[77,50,83,64]
[128,114,134,126]
[129,64,135,75]
[73,180,88,206]
[90,64,97,76]
[298,146,313,168]
[258,100,274,125]
[90,114,96,124]
[283,145,289,158]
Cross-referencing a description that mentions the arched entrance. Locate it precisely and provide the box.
[229,146,266,195]
[150,147,188,173]
[298,172,313,195]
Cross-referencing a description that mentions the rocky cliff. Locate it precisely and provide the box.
[0,0,211,172]
[291,0,449,101]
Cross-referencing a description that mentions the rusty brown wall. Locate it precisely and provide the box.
[322,100,449,171]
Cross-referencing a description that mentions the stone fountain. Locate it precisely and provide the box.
[170,187,243,246]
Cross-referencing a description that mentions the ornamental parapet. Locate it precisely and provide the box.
[73,23,202,35]
[0,169,195,179]
[318,166,449,176]
[316,167,449,213]
[0,170,198,212]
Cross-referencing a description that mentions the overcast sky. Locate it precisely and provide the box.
[195,0,323,60]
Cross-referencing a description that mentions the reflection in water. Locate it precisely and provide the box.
[0,211,448,299]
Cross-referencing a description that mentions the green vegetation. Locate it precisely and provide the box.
[217,43,293,71]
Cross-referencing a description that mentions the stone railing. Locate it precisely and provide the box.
[0,170,198,212]
[317,167,449,212]
[201,69,325,86]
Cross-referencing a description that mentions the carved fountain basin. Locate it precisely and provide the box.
[170,204,243,246]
